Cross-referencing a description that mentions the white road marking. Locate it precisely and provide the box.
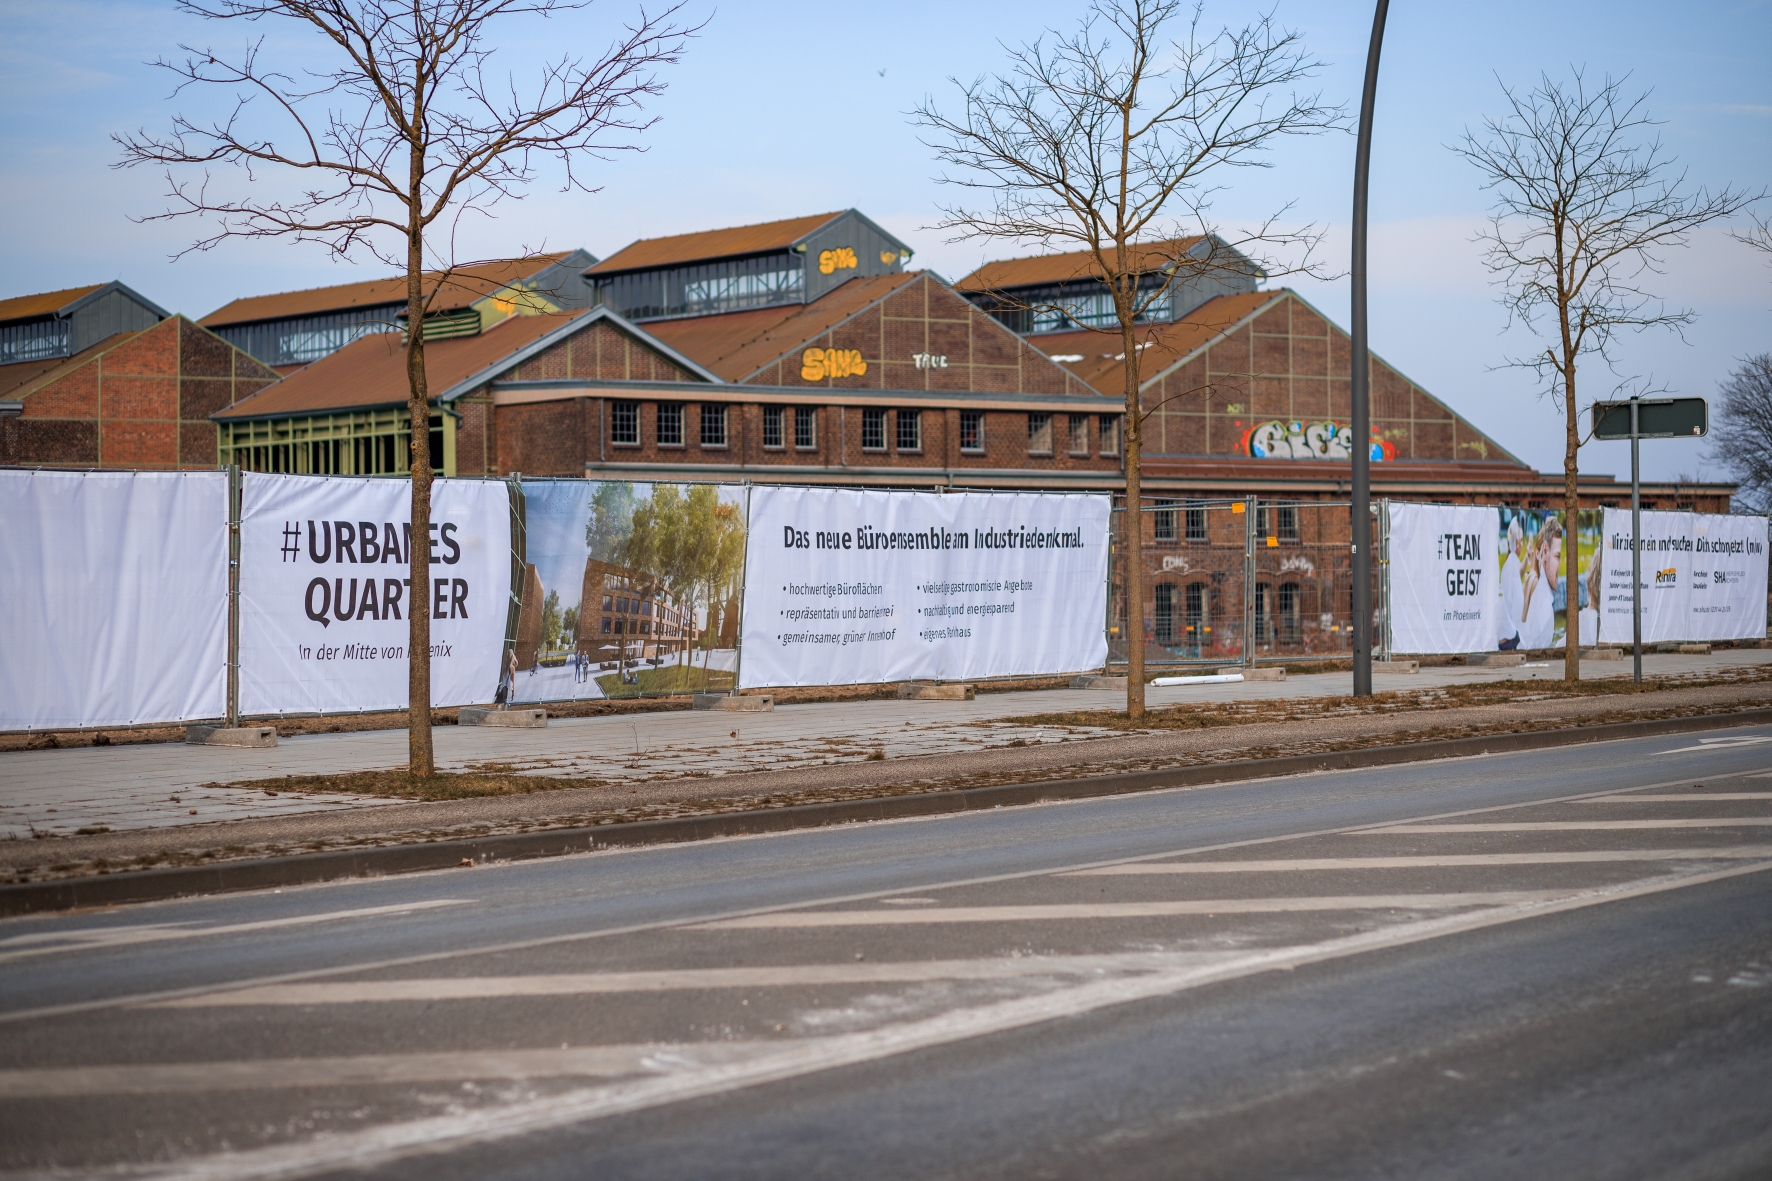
[132,860,1772,1181]
[153,952,1248,1008]
[0,769,1738,1027]
[1064,848,1772,874]
[1578,793,1772,802]
[1654,735,1772,754]
[690,893,1566,930]
[1367,820,1772,833]
[0,900,472,964]
[0,1043,780,1098]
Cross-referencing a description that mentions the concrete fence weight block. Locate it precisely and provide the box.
[1464,652,1525,667]
[1373,661,1419,675]
[1677,643,1712,655]
[1069,675,1128,690]
[897,683,976,701]
[1220,666,1284,681]
[693,694,773,712]
[184,725,277,748]
[1580,648,1624,661]
[459,708,547,728]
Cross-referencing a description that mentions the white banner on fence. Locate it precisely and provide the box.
[1598,509,1768,644]
[0,470,228,730]
[238,474,512,715]
[738,487,1110,688]
[1386,502,1501,654]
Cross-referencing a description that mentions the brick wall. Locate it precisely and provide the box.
[0,316,277,470]
[1143,293,1504,464]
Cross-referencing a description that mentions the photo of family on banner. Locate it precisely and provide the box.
[1495,507,1605,650]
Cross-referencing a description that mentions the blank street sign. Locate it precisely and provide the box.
[1591,397,1707,440]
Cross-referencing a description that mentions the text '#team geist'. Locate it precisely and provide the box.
[782,524,1086,551]
[1436,531,1486,598]
[281,519,472,629]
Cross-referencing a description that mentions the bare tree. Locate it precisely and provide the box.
[1733,212,1772,259]
[1452,69,1756,681]
[914,0,1338,719]
[1711,354,1772,515]
[117,0,696,775]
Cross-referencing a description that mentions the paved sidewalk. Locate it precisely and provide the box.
[3,649,1767,840]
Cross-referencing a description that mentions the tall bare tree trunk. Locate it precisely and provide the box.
[1123,308,1145,720]
[1562,355,1580,683]
[406,138,435,776]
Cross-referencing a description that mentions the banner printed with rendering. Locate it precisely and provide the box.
[511,480,746,702]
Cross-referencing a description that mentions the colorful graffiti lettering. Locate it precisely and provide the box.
[1240,420,1394,462]
[800,347,868,381]
[817,247,859,275]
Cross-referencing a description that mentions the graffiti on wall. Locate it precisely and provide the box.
[1240,420,1395,462]
[817,247,858,275]
[801,347,868,381]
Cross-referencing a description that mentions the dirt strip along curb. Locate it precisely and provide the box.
[4,707,1769,918]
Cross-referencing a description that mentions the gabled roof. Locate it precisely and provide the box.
[1028,290,1280,394]
[0,285,106,322]
[588,212,845,275]
[956,237,1217,292]
[642,272,921,382]
[199,254,577,328]
[0,281,169,325]
[212,305,716,421]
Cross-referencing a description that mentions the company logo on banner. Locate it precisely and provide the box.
[1386,503,1500,655]
[739,487,1109,688]
[238,473,513,715]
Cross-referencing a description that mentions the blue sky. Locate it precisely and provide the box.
[2,0,1767,483]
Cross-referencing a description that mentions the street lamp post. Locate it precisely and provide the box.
[1350,0,1390,698]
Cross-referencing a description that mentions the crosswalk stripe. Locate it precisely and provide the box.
[1578,794,1772,802]
[1365,820,1772,833]
[0,1043,780,1098]
[689,893,1567,929]
[153,952,1249,1008]
[1064,848,1772,874]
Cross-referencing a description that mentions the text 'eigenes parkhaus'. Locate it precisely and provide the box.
[781,523,1087,551]
[279,519,471,628]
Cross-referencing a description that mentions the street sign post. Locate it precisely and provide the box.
[1590,396,1708,683]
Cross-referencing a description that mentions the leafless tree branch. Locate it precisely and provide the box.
[116,0,699,774]
[1450,67,1759,680]
[913,0,1340,717]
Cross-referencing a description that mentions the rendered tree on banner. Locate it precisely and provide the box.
[1452,69,1755,682]
[117,0,697,775]
[914,0,1338,718]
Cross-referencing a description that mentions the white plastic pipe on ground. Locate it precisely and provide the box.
[1149,673,1245,687]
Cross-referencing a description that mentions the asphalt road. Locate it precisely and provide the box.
[2,725,1770,1180]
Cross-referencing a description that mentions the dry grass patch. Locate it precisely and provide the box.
[210,767,607,801]
[1007,665,1772,733]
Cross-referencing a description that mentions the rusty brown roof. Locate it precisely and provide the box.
[213,311,588,420]
[1026,290,1280,394]
[588,213,844,275]
[956,238,1210,292]
[0,285,107,323]
[199,255,574,328]
[641,273,921,382]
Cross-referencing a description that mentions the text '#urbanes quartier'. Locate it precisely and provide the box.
[781,524,1086,551]
[279,519,470,629]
